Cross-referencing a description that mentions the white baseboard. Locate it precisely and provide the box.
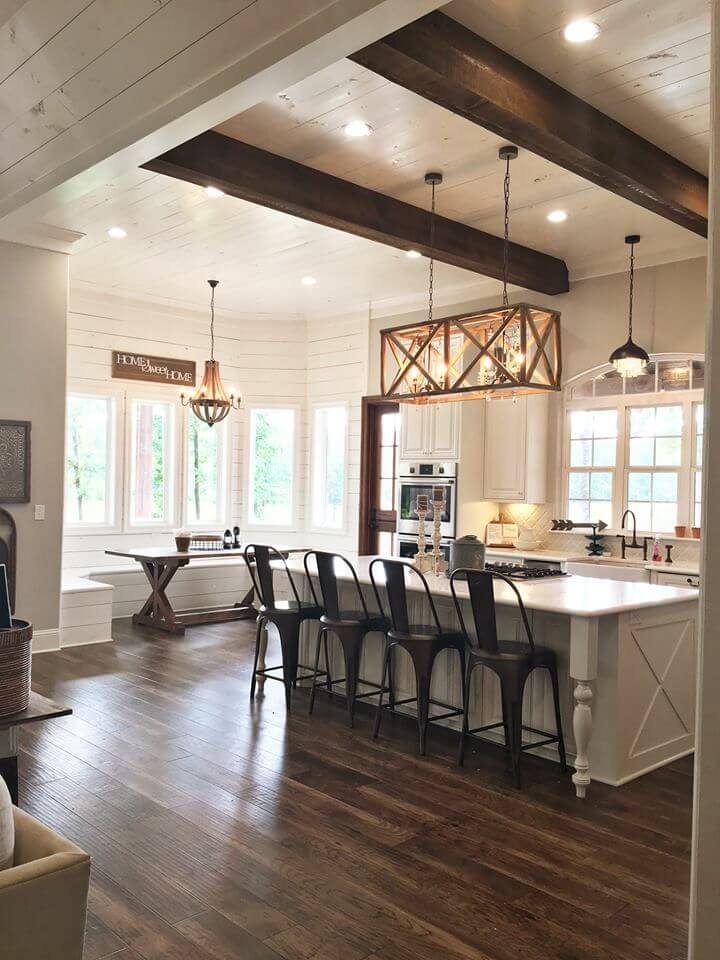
[31,629,61,654]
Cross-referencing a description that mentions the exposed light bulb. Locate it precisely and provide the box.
[107,226,127,239]
[343,119,373,138]
[613,356,646,378]
[563,19,600,43]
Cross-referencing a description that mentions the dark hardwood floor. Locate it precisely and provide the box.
[21,619,691,960]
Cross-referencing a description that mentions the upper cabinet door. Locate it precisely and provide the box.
[483,395,548,503]
[429,402,461,460]
[483,397,527,500]
[399,403,428,459]
[399,402,462,460]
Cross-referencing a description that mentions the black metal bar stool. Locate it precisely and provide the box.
[450,567,567,787]
[303,551,391,727]
[243,544,325,711]
[369,558,465,756]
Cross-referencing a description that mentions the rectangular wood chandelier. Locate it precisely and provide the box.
[380,303,562,403]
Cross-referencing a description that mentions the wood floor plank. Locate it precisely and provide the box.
[17,617,691,960]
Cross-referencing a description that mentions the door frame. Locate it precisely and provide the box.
[358,396,399,556]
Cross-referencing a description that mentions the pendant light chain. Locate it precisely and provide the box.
[210,282,216,361]
[502,152,511,308]
[427,178,436,326]
[627,240,635,340]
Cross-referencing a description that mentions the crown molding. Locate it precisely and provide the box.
[0,222,86,255]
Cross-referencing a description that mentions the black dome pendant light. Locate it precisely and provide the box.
[609,235,650,377]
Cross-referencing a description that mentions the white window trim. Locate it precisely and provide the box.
[244,402,301,532]
[180,409,231,531]
[64,381,125,535]
[124,390,181,533]
[562,356,704,535]
[307,400,350,536]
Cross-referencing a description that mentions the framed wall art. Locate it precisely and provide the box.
[0,420,31,503]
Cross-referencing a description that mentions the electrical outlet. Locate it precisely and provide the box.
[34,504,45,521]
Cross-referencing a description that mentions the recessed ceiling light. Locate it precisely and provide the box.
[301,275,317,286]
[107,226,127,239]
[406,249,422,258]
[343,119,373,138]
[547,209,568,223]
[204,185,224,198]
[563,19,600,43]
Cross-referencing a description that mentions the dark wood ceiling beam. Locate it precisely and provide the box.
[143,131,569,295]
[350,11,708,237]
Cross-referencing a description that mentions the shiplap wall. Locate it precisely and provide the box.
[305,312,368,553]
[64,290,308,579]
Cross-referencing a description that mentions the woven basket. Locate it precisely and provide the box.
[0,618,32,718]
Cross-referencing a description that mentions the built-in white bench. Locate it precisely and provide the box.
[60,575,114,649]
[57,558,254,650]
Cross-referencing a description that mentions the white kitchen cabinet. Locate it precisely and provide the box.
[399,402,461,461]
[483,394,548,503]
[650,570,700,588]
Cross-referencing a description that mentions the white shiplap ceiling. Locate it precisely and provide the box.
[46,0,709,318]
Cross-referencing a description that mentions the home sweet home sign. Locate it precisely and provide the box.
[112,351,196,386]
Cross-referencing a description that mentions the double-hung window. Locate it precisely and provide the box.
[310,403,348,531]
[693,402,704,527]
[564,357,703,533]
[626,405,681,532]
[185,415,226,527]
[128,398,176,527]
[567,409,616,526]
[64,394,117,528]
[247,406,296,527]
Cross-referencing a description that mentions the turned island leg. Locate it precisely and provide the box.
[569,616,599,799]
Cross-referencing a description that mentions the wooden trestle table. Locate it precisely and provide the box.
[105,545,305,635]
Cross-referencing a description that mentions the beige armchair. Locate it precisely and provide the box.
[0,807,90,960]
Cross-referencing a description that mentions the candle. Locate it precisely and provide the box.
[416,494,429,511]
[432,485,445,503]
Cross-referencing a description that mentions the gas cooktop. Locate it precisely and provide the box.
[485,561,568,581]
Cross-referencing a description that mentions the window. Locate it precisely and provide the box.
[65,394,116,526]
[693,402,704,527]
[626,406,681,532]
[129,399,175,526]
[185,416,225,526]
[247,407,296,526]
[311,404,347,530]
[564,356,703,533]
[377,409,400,555]
[567,409,616,526]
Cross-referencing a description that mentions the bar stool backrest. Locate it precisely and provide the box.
[369,558,442,636]
[303,551,369,621]
[450,568,534,654]
[244,544,301,609]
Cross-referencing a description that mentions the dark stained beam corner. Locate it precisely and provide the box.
[143,131,569,296]
[351,11,708,237]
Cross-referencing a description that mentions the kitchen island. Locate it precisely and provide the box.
[285,556,698,799]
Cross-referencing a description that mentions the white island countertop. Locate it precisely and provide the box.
[288,555,698,618]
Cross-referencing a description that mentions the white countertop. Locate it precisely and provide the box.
[485,547,583,563]
[645,561,700,576]
[289,555,698,618]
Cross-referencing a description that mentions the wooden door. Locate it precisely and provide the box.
[359,398,400,555]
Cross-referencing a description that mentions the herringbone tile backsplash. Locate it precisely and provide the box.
[499,502,701,563]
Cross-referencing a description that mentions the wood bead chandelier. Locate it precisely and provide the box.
[181,280,240,426]
[380,148,562,403]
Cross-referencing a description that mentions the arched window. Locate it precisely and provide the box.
[563,355,704,534]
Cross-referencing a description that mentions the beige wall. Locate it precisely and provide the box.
[0,241,68,633]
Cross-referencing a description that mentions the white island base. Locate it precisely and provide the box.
[271,560,698,798]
